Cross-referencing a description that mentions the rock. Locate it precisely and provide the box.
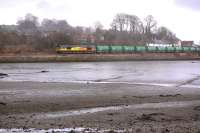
[161,128,170,133]
[0,102,7,106]
[191,114,200,121]
[159,94,181,97]
[193,106,200,111]
[69,130,76,133]
[0,73,8,76]
[40,70,49,73]
[107,130,117,133]
[137,114,155,121]
[107,113,114,116]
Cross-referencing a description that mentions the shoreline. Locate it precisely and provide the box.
[0,53,200,63]
[0,81,200,131]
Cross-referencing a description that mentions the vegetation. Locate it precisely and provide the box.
[0,13,179,54]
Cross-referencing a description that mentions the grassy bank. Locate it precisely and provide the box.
[0,53,200,63]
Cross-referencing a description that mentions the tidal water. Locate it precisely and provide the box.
[0,61,200,87]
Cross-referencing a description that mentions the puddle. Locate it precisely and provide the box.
[176,76,200,87]
[0,79,177,88]
[71,80,176,87]
[182,84,200,88]
[79,81,200,88]
[91,76,123,82]
[37,100,200,119]
[0,90,26,95]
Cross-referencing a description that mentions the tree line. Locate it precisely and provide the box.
[105,13,178,44]
[0,13,179,54]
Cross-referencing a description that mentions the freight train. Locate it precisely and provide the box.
[56,44,200,54]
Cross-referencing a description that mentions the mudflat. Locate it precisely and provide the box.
[0,81,200,132]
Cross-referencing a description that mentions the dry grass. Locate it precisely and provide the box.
[2,45,35,54]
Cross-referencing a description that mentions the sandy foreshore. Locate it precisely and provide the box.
[0,81,200,132]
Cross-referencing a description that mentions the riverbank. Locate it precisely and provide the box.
[0,53,200,63]
[0,81,200,132]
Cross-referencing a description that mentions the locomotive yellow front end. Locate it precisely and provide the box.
[56,45,95,54]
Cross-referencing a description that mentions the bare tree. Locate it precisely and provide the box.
[94,21,104,42]
[142,15,157,43]
[56,20,70,32]
[41,19,57,32]
[144,15,157,34]
[94,21,103,31]
[71,26,84,43]
[156,26,178,44]
[41,19,70,32]
[17,13,39,35]
[128,15,141,33]
[111,13,127,32]
[110,21,118,31]
[111,13,143,33]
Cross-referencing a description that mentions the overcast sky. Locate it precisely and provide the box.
[0,0,200,43]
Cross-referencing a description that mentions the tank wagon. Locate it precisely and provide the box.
[56,44,200,54]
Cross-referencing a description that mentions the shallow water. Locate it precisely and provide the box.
[36,100,200,119]
[0,61,200,87]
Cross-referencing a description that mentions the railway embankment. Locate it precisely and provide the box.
[0,53,200,63]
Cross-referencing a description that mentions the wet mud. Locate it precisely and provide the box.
[0,81,200,132]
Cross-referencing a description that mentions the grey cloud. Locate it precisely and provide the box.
[0,0,22,8]
[37,0,51,9]
[0,0,40,8]
[175,0,200,11]
[36,0,70,18]
[36,1,56,16]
